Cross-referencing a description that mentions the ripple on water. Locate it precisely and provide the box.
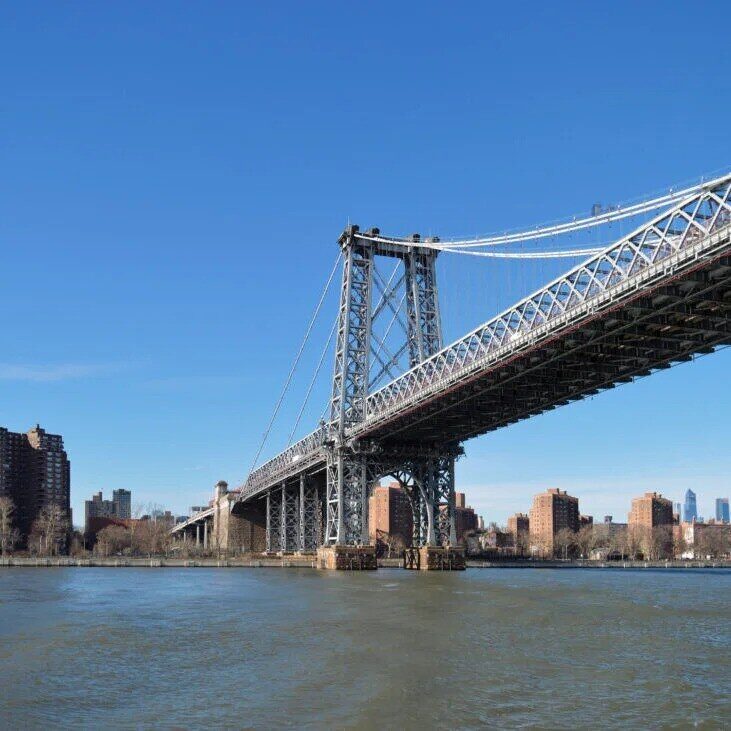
[0,567,729,729]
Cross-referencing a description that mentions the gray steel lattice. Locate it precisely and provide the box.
[238,174,731,552]
[281,484,299,552]
[266,489,283,553]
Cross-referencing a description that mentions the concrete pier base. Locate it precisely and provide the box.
[317,546,377,570]
[403,546,466,570]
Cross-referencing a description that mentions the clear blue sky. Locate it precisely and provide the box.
[1,2,729,527]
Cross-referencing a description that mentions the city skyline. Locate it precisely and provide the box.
[2,2,730,529]
[2,415,727,529]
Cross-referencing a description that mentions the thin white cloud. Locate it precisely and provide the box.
[0,363,116,382]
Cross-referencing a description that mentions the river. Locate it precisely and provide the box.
[1,568,729,729]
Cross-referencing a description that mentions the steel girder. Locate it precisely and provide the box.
[388,454,457,547]
[324,226,447,545]
[239,175,731,538]
[263,478,322,552]
[281,483,299,552]
[266,488,282,553]
[330,231,373,432]
[363,178,731,423]
[326,450,369,546]
[405,245,443,366]
[299,475,320,551]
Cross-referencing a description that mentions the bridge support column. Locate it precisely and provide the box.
[298,475,320,553]
[326,450,369,547]
[266,488,283,553]
[398,452,463,570]
[281,482,299,553]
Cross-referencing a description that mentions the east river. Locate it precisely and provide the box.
[0,568,729,729]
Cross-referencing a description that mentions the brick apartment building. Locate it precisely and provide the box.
[507,512,529,539]
[628,492,673,529]
[368,485,478,548]
[628,492,674,558]
[529,488,579,556]
[0,424,71,547]
[368,483,413,548]
[85,489,132,533]
[453,492,478,543]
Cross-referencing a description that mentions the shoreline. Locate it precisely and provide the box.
[2,557,730,570]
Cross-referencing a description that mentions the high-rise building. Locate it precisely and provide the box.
[629,492,674,529]
[453,493,478,543]
[507,512,530,554]
[368,483,413,548]
[85,489,134,533]
[528,488,579,555]
[0,424,71,547]
[85,491,116,529]
[629,492,674,559]
[507,513,530,540]
[674,502,682,520]
[715,498,730,524]
[113,489,132,519]
[683,489,697,523]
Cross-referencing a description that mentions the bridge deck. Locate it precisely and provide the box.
[241,179,731,499]
[357,229,730,443]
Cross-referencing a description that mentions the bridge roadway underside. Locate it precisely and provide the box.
[355,252,731,446]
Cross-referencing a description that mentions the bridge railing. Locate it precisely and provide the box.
[238,174,731,496]
[362,176,731,422]
[238,424,329,499]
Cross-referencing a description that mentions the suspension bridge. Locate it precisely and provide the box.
[173,172,731,569]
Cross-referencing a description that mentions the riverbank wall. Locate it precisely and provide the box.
[1,557,730,569]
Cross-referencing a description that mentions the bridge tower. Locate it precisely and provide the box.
[323,225,462,565]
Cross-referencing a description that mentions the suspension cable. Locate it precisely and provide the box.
[437,246,604,259]
[354,174,728,249]
[286,312,338,446]
[246,251,342,477]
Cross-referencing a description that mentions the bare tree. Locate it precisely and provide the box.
[575,525,596,559]
[608,527,628,560]
[515,531,531,558]
[95,525,131,557]
[642,526,672,560]
[132,518,172,557]
[623,527,644,560]
[375,530,406,559]
[696,529,731,559]
[69,530,89,557]
[553,528,577,560]
[30,504,70,556]
[673,531,688,560]
[0,496,20,555]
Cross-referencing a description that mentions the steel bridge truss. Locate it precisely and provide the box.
[363,178,731,424]
[325,227,452,545]
[240,173,731,552]
[264,476,322,553]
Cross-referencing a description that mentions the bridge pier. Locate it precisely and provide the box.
[403,546,466,571]
[317,545,377,570]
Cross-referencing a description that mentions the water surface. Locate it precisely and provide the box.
[1,568,729,729]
